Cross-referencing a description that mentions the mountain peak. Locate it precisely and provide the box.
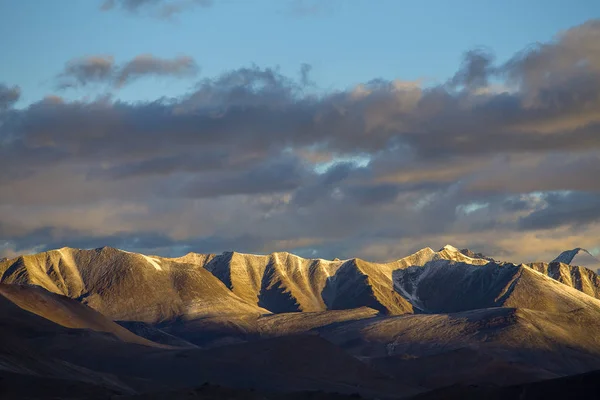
[440,244,460,252]
[553,248,592,263]
[433,245,492,265]
[459,248,496,262]
[552,248,600,271]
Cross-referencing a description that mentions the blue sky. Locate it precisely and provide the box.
[1,0,597,106]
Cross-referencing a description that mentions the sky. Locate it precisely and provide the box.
[1,0,600,263]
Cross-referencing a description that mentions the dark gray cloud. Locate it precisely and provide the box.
[449,48,495,90]
[299,63,314,87]
[2,225,265,258]
[0,84,21,109]
[502,195,538,212]
[56,54,198,89]
[178,154,312,198]
[2,20,600,261]
[519,192,600,231]
[343,183,402,206]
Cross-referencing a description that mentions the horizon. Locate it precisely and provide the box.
[2,1,600,263]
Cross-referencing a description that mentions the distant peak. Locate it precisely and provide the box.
[566,247,588,255]
[440,244,459,252]
[98,246,120,251]
[552,248,598,266]
[410,247,435,256]
[434,245,495,263]
[459,248,496,262]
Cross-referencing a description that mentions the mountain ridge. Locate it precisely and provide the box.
[2,244,600,320]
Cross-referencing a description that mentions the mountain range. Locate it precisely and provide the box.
[1,245,600,399]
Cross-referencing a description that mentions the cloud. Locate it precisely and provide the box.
[519,192,600,231]
[178,154,312,198]
[56,54,199,89]
[0,84,21,109]
[116,54,198,86]
[101,0,213,18]
[101,0,336,19]
[57,56,115,89]
[449,48,495,90]
[2,20,600,261]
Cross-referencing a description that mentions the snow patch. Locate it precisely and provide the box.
[142,255,163,271]
[442,244,459,252]
[119,249,162,271]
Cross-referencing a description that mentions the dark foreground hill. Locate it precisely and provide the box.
[407,368,600,400]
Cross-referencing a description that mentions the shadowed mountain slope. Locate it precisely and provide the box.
[0,283,164,347]
[205,251,335,313]
[40,331,420,398]
[393,260,600,314]
[0,294,136,394]
[319,306,600,390]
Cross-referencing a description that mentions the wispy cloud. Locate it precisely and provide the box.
[56,54,199,89]
[100,0,214,18]
[100,0,337,19]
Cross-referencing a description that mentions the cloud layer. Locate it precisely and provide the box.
[1,20,600,262]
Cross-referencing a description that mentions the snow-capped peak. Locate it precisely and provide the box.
[434,245,490,265]
[552,248,600,271]
[553,248,589,263]
[441,244,460,252]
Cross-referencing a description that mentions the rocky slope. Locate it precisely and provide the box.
[0,247,268,322]
[526,261,600,300]
[199,245,487,315]
[393,259,600,314]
